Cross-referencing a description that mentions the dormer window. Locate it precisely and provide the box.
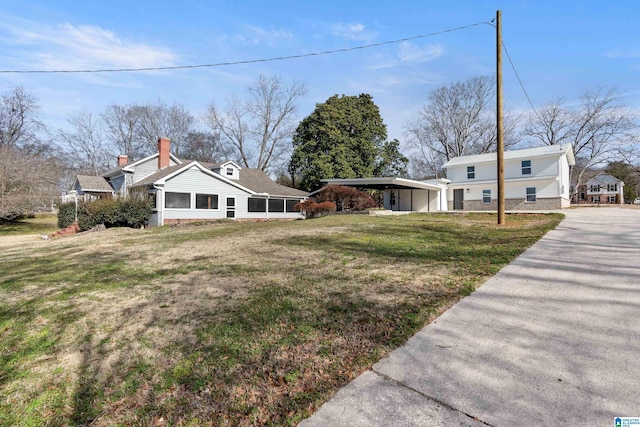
[226,167,234,176]
[467,166,475,179]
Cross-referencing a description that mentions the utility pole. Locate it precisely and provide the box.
[496,10,506,225]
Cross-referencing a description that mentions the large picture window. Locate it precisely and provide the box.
[268,198,285,212]
[526,187,536,203]
[248,198,266,212]
[196,194,218,210]
[165,192,190,209]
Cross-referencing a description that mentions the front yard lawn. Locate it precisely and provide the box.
[0,212,562,426]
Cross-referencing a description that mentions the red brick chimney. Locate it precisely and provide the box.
[117,155,128,167]
[158,137,170,169]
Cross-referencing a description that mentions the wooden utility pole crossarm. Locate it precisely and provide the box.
[496,10,506,225]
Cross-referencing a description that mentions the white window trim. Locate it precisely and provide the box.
[164,191,192,210]
[195,193,220,210]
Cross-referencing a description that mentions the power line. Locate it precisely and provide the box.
[501,41,542,122]
[0,21,489,74]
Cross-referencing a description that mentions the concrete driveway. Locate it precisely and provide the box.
[300,208,640,426]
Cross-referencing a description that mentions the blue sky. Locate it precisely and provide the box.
[1,0,638,151]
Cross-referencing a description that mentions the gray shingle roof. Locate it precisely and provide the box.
[237,168,308,197]
[132,163,190,187]
[76,175,114,192]
[131,162,307,197]
[587,173,622,185]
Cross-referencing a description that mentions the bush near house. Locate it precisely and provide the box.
[57,203,77,228]
[294,199,337,219]
[316,185,376,211]
[57,198,153,231]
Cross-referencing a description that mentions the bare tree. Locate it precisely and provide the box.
[134,101,194,157]
[58,111,113,175]
[101,104,142,160]
[406,76,520,176]
[0,86,46,154]
[0,145,61,221]
[526,87,638,187]
[204,75,307,172]
[180,131,230,163]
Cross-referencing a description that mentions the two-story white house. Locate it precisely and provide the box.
[442,144,575,211]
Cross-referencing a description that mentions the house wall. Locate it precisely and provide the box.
[383,189,442,212]
[446,178,568,210]
[445,153,570,210]
[153,166,304,225]
[131,156,179,184]
[109,174,126,197]
[446,155,559,183]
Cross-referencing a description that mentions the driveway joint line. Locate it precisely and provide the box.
[370,368,494,426]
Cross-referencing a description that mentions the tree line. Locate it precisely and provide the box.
[1,74,638,222]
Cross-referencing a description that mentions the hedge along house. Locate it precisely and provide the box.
[320,177,450,212]
[73,137,307,226]
[128,141,307,226]
[442,144,575,211]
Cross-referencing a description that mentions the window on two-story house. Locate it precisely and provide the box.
[482,189,491,203]
[607,184,617,192]
[521,160,532,175]
[592,196,600,203]
[467,166,475,179]
[226,167,234,176]
[608,196,616,203]
[526,187,536,202]
[589,185,600,192]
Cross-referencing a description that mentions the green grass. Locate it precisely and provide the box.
[0,212,563,426]
[0,214,59,236]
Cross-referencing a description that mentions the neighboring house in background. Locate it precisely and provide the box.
[71,138,307,225]
[571,173,624,204]
[442,144,575,211]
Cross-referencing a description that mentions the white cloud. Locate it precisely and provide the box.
[241,25,294,46]
[330,23,376,41]
[370,42,444,69]
[0,19,178,71]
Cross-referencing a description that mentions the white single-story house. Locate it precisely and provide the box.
[71,138,307,226]
[321,177,450,212]
[442,144,575,210]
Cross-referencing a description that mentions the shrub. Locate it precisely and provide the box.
[58,198,153,231]
[293,199,336,219]
[316,185,376,211]
[57,202,76,228]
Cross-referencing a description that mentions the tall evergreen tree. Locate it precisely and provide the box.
[290,94,406,191]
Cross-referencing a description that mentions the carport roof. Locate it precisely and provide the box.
[321,177,447,191]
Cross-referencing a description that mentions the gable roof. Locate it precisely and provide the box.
[237,168,308,197]
[76,175,114,193]
[442,144,575,168]
[586,173,623,186]
[131,161,305,198]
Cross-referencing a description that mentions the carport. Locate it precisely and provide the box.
[321,177,449,212]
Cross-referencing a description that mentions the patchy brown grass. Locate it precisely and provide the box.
[0,213,563,426]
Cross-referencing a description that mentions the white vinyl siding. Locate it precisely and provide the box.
[160,166,304,222]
